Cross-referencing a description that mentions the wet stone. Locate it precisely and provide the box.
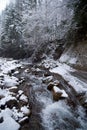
[0,105,5,110]
[6,99,18,109]
[19,100,28,107]
[0,95,5,100]
[42,76,53,84]
[19,117,29,125]
[44,71,51,77]
[9,87,18,93]
[53,92,62,101]
[47,82,54,91]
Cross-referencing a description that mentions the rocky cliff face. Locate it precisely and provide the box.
[59,39,87,70]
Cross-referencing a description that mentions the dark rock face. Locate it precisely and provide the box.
[53,45,64,60]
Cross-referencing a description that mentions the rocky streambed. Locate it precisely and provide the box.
[0,58,87,130]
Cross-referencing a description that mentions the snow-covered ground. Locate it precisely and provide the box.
[50,62,87,93]
[42,55,87,93]
[0,58,30,130]
[0,56,87,130]
[0,58,21,87]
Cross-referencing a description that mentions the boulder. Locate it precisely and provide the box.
[42,76,53,84]
[9,86,18,93]
[53,92,62,101]
[19,94,28,103]
[47,82,54,91]
[19,116,29,125]
[19,94,28,107]
[21,106,31,116]
[6,99,18,109]
[0,105,5,110]
[53,86,68,98]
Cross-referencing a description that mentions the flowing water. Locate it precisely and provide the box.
[19,62,87,130]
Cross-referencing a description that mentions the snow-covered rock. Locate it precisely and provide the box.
[19,94,28,103]
[0,58,30,129]
[53,86,68,98]
[21,106,30,116]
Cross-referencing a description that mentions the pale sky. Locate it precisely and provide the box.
[0,0,10,13]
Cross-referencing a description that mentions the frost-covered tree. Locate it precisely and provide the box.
[0,1,25,58]
[0,0,73,59]
[22,0,73,44]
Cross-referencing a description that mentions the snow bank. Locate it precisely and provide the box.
[0,108,20,130]
[0,58,21,87]
[0,58,30,130]
[50,62,87,93]
[59,53,77,64]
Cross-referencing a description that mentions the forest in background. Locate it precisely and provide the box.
[0,0,87,60]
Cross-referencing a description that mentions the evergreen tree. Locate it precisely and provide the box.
[0,1,25,58]
[74,0,87,37]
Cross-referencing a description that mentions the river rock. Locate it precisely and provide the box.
[6,99,18,109]
[19,116,29,125]
[19,100,28,107]
[9,86,18,93]
[83,102,87,108]
[18,90,24,96]
[54,80,60,87]
[47,82,54,91]
[21,106,31,116]
[44,71,51,77]
[53,92,62,101]
[42,76,53,83]
[24,69,30,73]
[53,86,68,98]
[0,95,5,100]
[0,105,5,110]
